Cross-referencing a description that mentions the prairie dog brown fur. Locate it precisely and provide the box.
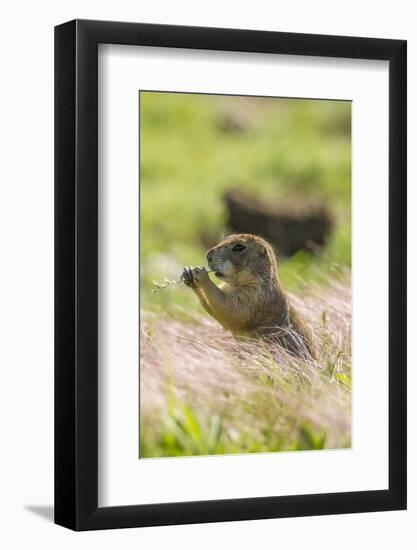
[181,233,315,358]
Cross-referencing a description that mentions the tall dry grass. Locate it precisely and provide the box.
[140,277,351,458]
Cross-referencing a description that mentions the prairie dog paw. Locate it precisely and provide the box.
[181,266,196,288]
[190,266,209,286]
[180,266,209,288]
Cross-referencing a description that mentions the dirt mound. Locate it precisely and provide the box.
[222,188,334,256]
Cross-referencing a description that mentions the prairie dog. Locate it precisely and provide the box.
[181,233,315,358]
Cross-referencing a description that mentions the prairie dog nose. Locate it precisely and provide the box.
[206,249,214,262]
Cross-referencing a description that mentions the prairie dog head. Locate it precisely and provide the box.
[206,234,278,285]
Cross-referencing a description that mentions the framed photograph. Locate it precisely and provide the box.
[55,19,406,530]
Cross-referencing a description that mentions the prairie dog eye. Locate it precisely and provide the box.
[232,243,246,252]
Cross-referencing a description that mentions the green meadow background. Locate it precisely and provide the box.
[140,91,351,313]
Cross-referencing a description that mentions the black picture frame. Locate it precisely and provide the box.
[55,19,407,531]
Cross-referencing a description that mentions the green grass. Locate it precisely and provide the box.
[140,401,329,458]
[139,281,351,459]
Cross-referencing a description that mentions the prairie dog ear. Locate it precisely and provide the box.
[259,244,268,257]
[263,242,278,261]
